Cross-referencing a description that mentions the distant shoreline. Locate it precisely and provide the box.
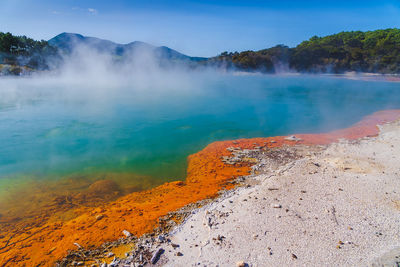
[2,64,400,83]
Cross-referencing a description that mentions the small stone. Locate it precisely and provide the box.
[285,135,302,141]
[96,214,104,220]
[107,252,114,257]
[175,252,183,256]
[291,253,298,259]
[73,242,82,249]
[122,230,132,237]
[272,204,282,208]
[216,235,225,241]
[236,261,246,267]
[267,188,279,191]
[151,248,164,264]
[171,243,180,248]
[100,263,107,267]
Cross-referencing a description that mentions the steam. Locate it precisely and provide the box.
[0,44,399,181]
[0,43,218,114]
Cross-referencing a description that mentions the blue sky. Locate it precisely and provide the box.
[1,0,399,57]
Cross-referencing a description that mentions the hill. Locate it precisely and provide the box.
[212,28,400,74]
[1,29,399,75]
[0,32,58,75]
[48,32,206,63]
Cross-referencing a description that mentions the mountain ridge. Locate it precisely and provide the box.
[1,29,399,75]
[48,32,207,61]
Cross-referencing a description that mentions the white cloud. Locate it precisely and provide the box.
[88,8,98,15]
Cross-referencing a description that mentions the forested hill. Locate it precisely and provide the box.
[0,29,399,75]
[0,32,58,75]
[212,28,400,74]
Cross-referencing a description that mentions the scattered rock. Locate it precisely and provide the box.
[236,261,246,267]
[272,204,282,208]
[109,257,120,266]
[95,214,104,221]
[216,235,225,241]
[151,248,164,264]
[285,135,302,141]
[268,188,279,191]
[175,252,183,256]
[171,243,180,249]
[73,242,82,249]
[122,230,132,237]
[158,235,165,242]
[106,252,114,257]
[291,253,298,259]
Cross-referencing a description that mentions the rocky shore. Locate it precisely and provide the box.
[154,120,400,266]
[60,116,400,267]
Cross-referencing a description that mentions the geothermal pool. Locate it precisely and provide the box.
[0,73,399,223]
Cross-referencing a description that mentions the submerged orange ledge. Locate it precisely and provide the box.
[1,109,400,266]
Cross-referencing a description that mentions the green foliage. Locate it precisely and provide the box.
[290,29,400,73]
[0,32,52,55]
[211,45,290,73]
[0,32,58,72]
[212,29,400,74]
[1,29,399,74]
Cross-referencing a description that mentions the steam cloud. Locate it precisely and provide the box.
[0,43,219,113]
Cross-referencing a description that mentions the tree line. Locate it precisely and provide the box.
[0,32,58,73]
[1,29,399,75]
[211,28,400,74]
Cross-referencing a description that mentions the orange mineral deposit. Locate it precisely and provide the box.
[0,109,399,266]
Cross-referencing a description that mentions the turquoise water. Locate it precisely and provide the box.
[0,74,399,195]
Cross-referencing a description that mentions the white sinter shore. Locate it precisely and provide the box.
[154,120,400,267]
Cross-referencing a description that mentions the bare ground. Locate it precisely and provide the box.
[153,120,400,267]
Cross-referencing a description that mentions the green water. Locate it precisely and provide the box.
[0,74,399,196]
